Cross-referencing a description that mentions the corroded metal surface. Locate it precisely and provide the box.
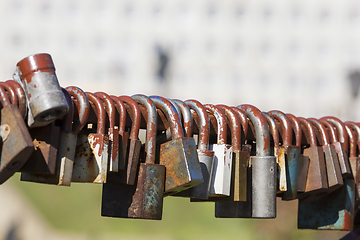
[6,80,27,119]
[173,99,193,138]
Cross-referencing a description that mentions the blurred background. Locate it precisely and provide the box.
[0,0,358,239]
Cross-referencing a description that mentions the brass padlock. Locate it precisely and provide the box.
[297,117,328,201]
[110,96,129,170]
[0,84,34,184]
[309,118,343,192]
[102,94,165,220]
[14,53,69,127]
[95,92,119,173]
[72,92,109,183]
[321,116,353,179]
[150,96,203,195]
[269,110,301,200]
[21,87,89,186]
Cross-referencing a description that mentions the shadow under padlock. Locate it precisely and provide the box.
[102,94,165,220]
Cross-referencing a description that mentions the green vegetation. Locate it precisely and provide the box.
[9,173,347,240]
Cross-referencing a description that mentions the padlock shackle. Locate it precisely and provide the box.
[298,117,317,147]
[110,96,127,134]
[168,99,183,125]
[263,112,279,147]
[150,96,184,138]
[320,120,338,143]
[286,113,302,147]
[118,96,141,140]
[320,117,349,153]
[268,110,293,147]
[0,82,17,105]
[217,105,241,151]
[60,88,74,133]
[95,92,116,129]
[231,107,249,140]
[185,99,210,151]
[238,104,271,156]
[85,92,106,135]
[65,86,90,134]
[5,80,26,119]
[132,94,157,164]
[0,84,10,107]
[204,104,227,144]
[344,123,357,158]
[308,118,330,146]
[172,99,193,138]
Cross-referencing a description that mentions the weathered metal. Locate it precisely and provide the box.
[72,92,109,183]
[150,96,202,195]
[0,82,17,105]
[0,84,34,184]
[14,53,69,127]
[269,110,300,200]
[95,92,119,173]
[6,80,27,119]
[309,118,343,192]
[238,104,276,219]
[321,117,352,179]
[172,99,193,138]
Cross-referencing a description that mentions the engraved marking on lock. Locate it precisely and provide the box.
[0,124,10,142]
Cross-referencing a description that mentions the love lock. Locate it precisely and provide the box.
[14,53,69,127]
[238,104,276,218]
[72,92,109,183]
[321,117,352,179]
[150,96,202,195]
[0,84,34,184]
[102,94,165,220]
[21,87,89,186]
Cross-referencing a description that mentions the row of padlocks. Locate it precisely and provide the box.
[1,53,360,234]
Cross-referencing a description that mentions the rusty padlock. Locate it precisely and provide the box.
[297,117,328,201]
[5,80,27,119]
[110,96,129,170]
[309,118,343,192]
[269,110,301,200]
[102,94,165,220]
[0,82,18,106]
[14,53,69,127]
[0,84,34,184]
[21,87,89,186]
[239,104,276,218]
[321,116,353,179]
[95,92,119,173]
[150,96,203,195]
[173,99,193,138]
[286,113,310,194]
[72,92,109,183]
[204,104,233,197]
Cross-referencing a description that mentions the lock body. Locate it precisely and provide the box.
[282,146,301,200]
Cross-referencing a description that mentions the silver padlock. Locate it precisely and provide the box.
[205,104,233,197]
[238,104,277,219]
[14,53,69,128]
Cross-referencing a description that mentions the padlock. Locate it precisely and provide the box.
[102,94,165,220]
[118,96,142,185]
[298,178,355,230]
[173,99,214,199]
[150,96,203,195]
[321,116,353,179]
[0,84,34,184]
[238,104,276,218]
[13,53,69,127]
[203,104,233,197]
[5,80,27,119]
[19,121,60,175]
[21,87,89,186]
[309,118,343,192]
[286,113,310,194]
[110,96,129,170]
[72,92,109,183]
[263,113,284,195]
[297,117,328,201]
[95,92,119,172]
[269,110,301,200]
[344,122,360,199]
